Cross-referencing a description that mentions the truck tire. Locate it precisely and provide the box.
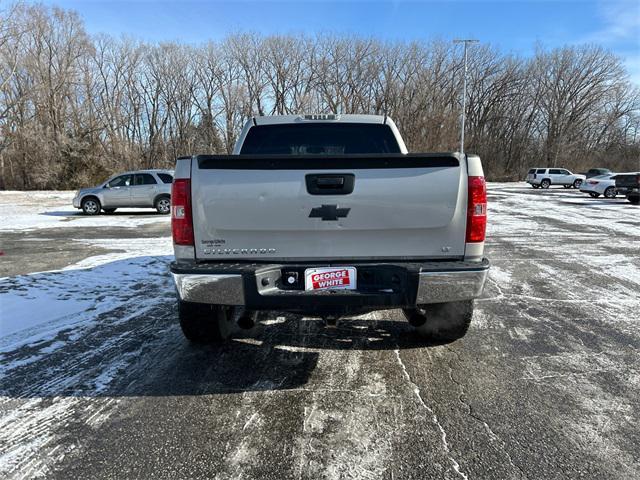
[179,301,234,343]
[155,195,171,214]
[573,179,583,188]
[403,300,473,342]
[628,194,640,205]
[540,179,551,189]
[81,197,101,215]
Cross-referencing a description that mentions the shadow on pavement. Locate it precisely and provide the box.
[1,253,447,399]
[1,311,444,399]
[116,315,446,397]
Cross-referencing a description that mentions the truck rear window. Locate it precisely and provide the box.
[240,123,402,155]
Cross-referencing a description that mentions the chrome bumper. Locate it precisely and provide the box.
[416,268,488,304]
[172,273,245,305]
[171,259,489,307]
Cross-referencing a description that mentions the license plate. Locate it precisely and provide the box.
[304,267,357,291]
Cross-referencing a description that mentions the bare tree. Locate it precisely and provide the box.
[1,3,638,189]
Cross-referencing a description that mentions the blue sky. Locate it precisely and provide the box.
[38,0,640,83]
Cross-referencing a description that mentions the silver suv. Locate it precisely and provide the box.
[73,170,173,215]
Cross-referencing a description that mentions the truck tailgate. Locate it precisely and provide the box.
[191,154,467,261]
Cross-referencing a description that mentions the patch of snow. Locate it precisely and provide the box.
[63,237,173,270]
[0,397,78,479]
[0,255,171,343]
[0,190,169,232]
[488,265,512,287]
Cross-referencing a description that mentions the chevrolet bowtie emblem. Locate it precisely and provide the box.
[309,204,350,221]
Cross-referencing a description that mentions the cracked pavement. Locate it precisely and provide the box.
[1,183,639,479]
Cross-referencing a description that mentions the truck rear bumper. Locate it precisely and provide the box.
[170,259,489,313]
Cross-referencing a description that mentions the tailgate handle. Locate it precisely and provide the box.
[306,174,355,195]
[317,177,344,187]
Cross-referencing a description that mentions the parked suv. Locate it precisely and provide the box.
[584,168,612,178]
[73,169,174,215]
[526,168,585,189]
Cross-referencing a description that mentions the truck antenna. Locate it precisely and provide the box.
[453,39,479,155]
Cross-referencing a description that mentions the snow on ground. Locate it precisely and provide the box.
[0,254,171,344]
[0,253,174,477]
[486,183,640,319]
[487,182,640,237]
[2,182,638,351]
[0,183,639,479]
[0,190,169,232]
[0,200,173,478]
[62,237,172,270]
[0,189,173,377]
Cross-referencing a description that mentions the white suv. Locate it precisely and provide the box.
[526,168,585,189]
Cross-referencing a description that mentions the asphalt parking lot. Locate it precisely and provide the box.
[1,184,639,479]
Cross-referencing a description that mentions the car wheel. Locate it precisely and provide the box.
[573,179,583,188]
[403,300,473,342]
[155,196,171,214]
[563,185,570,189]
[540,179,551,189]
[179,301,234,343]
[81,197,101,215]
[589,192,600,198]
[604,187,616,199]
[103,208,117,214]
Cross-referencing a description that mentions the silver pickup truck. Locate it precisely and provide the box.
[170,114,489,343]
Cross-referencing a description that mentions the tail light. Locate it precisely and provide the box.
[171,179,194,246]
[466,176,487,243]
[588,180,599,185]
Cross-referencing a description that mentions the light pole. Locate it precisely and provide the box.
[453,39,478,155]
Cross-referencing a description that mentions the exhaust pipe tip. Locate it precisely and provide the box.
[405,309,428,327]
[237,311,257,330]
[323,316,339,328]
